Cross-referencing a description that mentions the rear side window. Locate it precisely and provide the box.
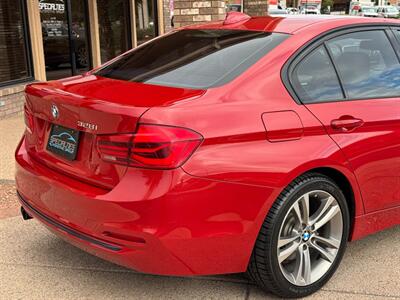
[396,30,400,49]
[291,46,344,103]
[326,30,400,99]
[96,29,288,89]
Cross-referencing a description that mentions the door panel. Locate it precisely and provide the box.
[306,100,400,212]
[291,28,400,213]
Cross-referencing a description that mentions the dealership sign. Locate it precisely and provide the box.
[39,0,65,13]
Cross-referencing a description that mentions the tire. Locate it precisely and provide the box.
[247,173,350,298]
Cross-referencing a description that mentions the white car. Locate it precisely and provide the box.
[357,6,379,17]
[268,8,289,16]
[376,6,399,18]
[300,6,320,15]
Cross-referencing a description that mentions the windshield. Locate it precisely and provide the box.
[387,6,398,12]
[96,29,288,89]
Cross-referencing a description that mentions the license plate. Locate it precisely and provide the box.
[47,124,80,161]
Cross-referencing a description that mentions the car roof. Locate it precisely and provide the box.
[183,14,400,35]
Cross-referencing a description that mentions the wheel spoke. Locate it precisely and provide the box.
[300,193,310,225]
[313,205,340,231]
[292,201,303,224]
[310,241,335,263]
[313,235,341,249]
[310,196,335,226]
[293,247,304,284]
[278,235,300,248]
[303,246,312,284]
[279,240,301,263]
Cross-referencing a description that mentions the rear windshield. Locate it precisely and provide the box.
[95,29,288,89]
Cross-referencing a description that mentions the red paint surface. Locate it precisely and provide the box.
[16,16,400,276]
[262,111,304,142]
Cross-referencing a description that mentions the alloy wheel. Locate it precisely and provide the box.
[77,47,88,67]
[277,190,343,286]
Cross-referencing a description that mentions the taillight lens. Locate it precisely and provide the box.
[97,124,203,169]
[24,106,34,134]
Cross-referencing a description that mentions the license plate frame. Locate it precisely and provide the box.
[46,124,80,161]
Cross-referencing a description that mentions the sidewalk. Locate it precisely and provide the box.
[0,116,24,219]
[0,115,25,181]
[0,116,399,299]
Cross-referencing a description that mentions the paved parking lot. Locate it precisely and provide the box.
[1,116,399,299]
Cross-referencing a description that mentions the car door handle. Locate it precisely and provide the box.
[331,116,364,132]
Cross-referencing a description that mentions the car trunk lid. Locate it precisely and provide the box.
[24,75,205,189]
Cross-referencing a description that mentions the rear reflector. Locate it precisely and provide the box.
[97,124,203,169]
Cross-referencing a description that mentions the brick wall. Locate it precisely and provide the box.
[163,0,173,32]
[173,0,226,28]
[0,85,26,119]
[243,0,268,16]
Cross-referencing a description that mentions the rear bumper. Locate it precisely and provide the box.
[16,136,274,275]
[18,192,122,252]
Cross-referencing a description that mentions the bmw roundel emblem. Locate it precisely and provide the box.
[51,104,59,119]
[302,232,311,242]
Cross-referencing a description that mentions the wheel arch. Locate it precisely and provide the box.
[243,164,364,274]
[304,167,357,240]
[249,164,364,264]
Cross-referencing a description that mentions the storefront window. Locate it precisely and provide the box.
[98,0,131,63]
[40,0,71,80]
[71,1,91,74]
[0,0,32,86]
[135,0,157,45]
[40,0,91,80]
[225,0,243,12]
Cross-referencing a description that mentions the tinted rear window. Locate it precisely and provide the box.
[96,29,288,89]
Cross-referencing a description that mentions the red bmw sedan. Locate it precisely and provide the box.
[16,13,400,298]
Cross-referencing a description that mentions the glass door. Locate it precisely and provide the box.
[97,0,132,63]
[135,0,158,45]
[70,0,91,74]
[39,0,91,80]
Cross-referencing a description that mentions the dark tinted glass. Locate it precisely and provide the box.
[135,0,157,45]
[96,30,288,89]
[291,46,344,103]
[40,0,71,80]
[0,0,32,85]
[71,0,91,74]
[40,0,91,80]
[326,30,400,99]
[97,0,131,63]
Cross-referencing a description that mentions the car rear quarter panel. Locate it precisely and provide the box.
[140,31,365,237]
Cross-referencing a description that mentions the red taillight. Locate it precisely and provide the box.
[97,124,203,169]
[24,106,34,134]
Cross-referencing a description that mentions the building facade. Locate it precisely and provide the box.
[0,0,268,119]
